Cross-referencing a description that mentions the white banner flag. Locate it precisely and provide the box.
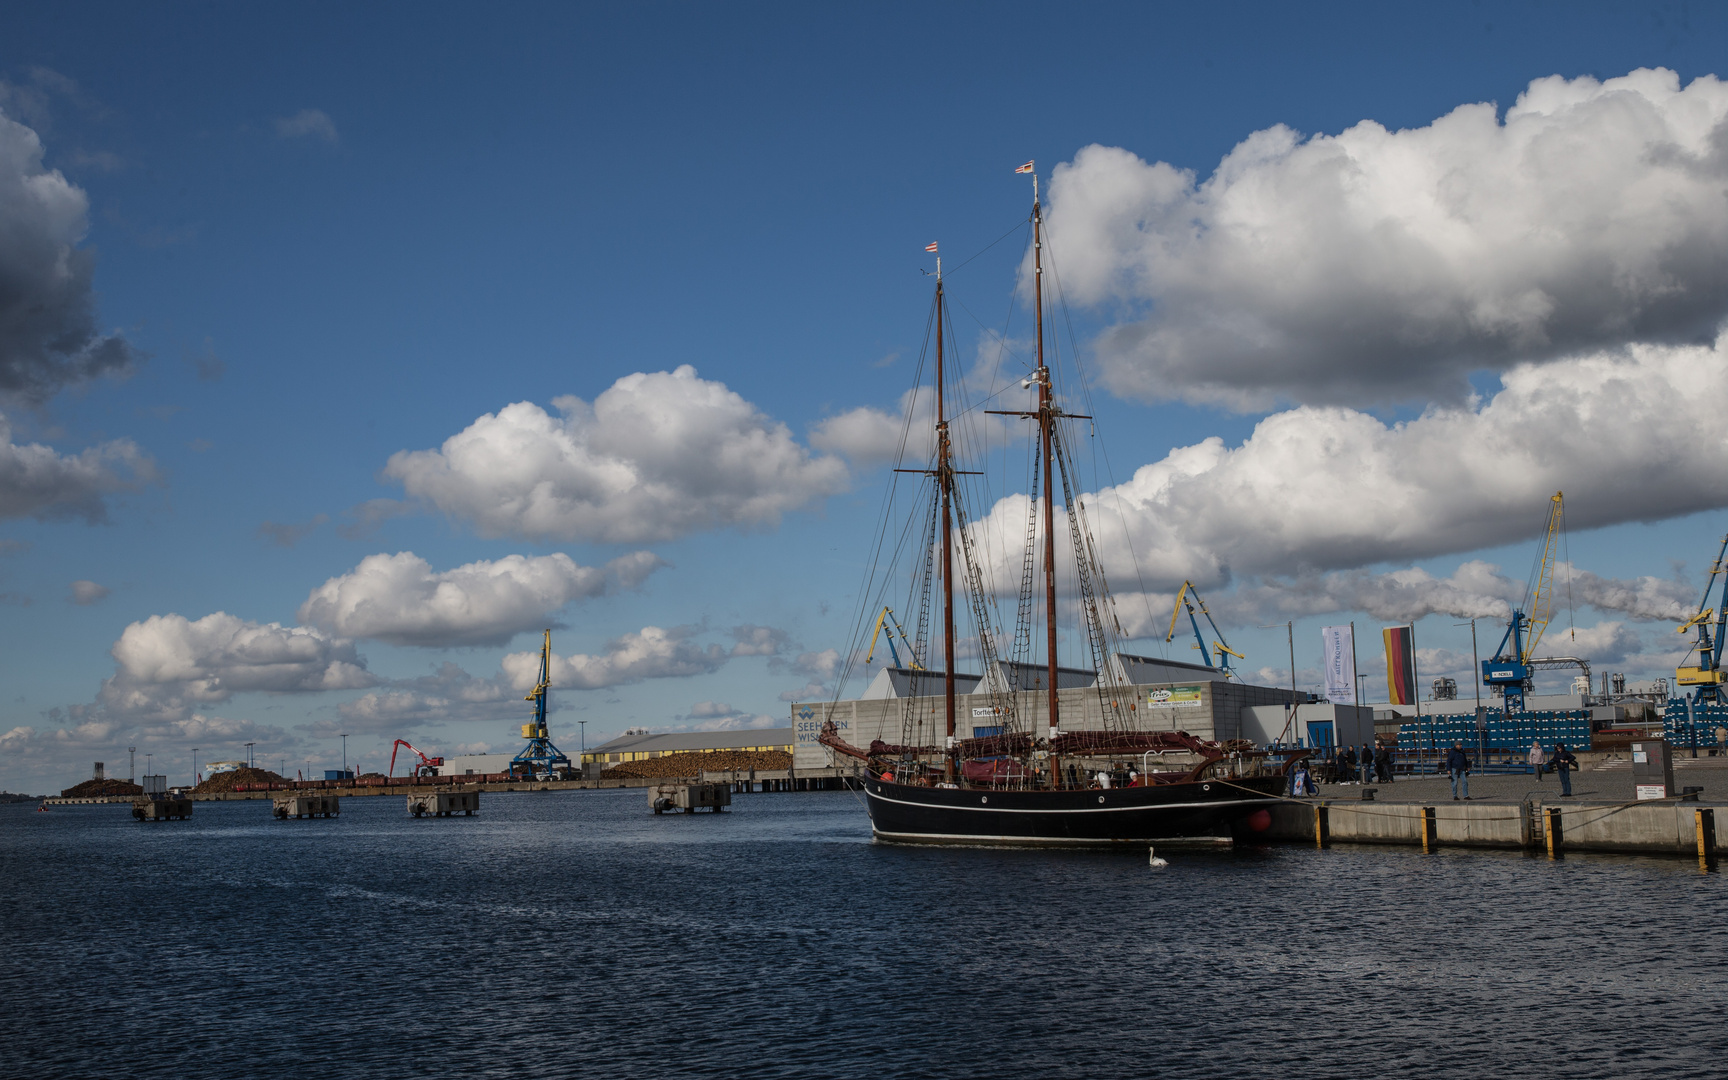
[1321,625,1356,704]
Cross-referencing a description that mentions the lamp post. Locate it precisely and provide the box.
[1456,617,1483,775]
[340,733,349,777]
[1259,621,1297,747]
[128,747,136,784]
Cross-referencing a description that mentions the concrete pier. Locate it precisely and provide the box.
[649,782,731,813]
[131,797,192,821]
[407,791,478,817]
[272,794,339,819]
[1263,796,1725,859]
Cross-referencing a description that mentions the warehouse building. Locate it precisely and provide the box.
[436,753,515,777]
[584,728,794,770]
[792,653,1315,770]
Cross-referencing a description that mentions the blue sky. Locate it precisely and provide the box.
[2,1,1726,790]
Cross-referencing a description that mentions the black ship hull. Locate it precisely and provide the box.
[862,774,1285,847]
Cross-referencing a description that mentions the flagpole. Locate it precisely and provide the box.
[1350,621,1361,755]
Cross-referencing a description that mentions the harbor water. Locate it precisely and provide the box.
[3,789,1726,1078]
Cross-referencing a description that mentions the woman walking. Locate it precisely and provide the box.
[1527,740,1546,779]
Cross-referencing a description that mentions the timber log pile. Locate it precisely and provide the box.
[604,750,792,779]
[193,767,288,794]
[59,778,144,798]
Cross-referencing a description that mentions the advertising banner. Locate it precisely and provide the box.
[1321,625,1356,704]
[1147,685,1204,709]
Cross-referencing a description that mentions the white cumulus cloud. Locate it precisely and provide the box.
[384,365,847,543]
[968,331,1728,594]
[0,414,157,523]
[1043,68,1728,409]
[320,662,517,735]
[97,612,375,721]
[501,624,729,691]
[298,550,667,647]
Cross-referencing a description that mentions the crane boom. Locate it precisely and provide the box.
[1676,532,1728,705]
[1523,492,1565,659]
[389,739,444,777]
[1164,581,1239,678]
[1483,491,1568,713]
[865,606,922,669]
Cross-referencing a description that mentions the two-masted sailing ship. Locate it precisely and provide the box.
[818,165,1296,846]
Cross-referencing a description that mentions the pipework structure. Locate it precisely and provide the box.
[512,630,572,779]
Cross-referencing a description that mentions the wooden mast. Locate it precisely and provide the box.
[938,259,957,782]
[1034,178,1062,787]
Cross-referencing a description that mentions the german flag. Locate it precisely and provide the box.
[1383,626,1416,705]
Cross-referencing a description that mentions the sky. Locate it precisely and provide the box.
[2,0,1726,791]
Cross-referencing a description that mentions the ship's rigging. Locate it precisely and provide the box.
[829,169,1171,788]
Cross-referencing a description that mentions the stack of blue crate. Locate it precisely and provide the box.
[1664,699,1728,750]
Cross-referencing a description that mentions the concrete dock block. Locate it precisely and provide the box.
[273,794,339,819]
[407,791,478,817]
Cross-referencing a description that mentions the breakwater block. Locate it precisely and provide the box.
[273,794,339,819]
[131,796,192,821]
[649,782,731,814]
[407,791,478,817]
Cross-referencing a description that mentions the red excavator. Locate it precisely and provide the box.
[389,739,445,778]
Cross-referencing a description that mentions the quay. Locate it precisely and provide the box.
[1266,754,1728,863]
[39,767,859,806]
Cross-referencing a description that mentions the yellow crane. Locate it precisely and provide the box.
[1482,492,1568,712]
[1523,491,1566,657]
[865,607,922,669]
[1165,581,1242,678]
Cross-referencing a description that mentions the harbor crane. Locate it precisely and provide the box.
[388,739,444,778]
[1676,532,1728,709]
[865,607,922,669]
[1165,581,1242,679]
[1482,492,1567,714]
[512,629,573,780]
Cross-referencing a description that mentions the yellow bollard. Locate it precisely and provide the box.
[1421,806,1438,853]
[1545,806,1564,859]
[1314,802,1330,849]
[1696,808,1717,873]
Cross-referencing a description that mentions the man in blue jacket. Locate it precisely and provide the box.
[1552,743,1578,797]
[1446,741,1472,801]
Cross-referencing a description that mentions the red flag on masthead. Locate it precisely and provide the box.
[1014,160,1034,174]
[925,241,939,252]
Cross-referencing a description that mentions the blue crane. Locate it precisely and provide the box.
[1677,532,1728,709]
[865,607,922,669]
[1482,492,1565,714]
[1164,581,1242,679]
[512,629,572,779]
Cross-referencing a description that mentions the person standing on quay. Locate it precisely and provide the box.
[1376,741,1393,784]
[1527,740,1546,779]
[1447,741,1472,801]
[1361,744,1375,785]
[1552,743,1578,797]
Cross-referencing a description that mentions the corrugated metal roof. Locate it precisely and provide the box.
[589,727,795,755]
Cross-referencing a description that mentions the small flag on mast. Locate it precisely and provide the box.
[925,241,938,252]
[1015,160,1035,174]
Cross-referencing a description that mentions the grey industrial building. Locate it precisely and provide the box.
[791,653,1362,770]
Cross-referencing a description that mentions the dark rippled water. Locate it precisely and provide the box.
[4,789,1726,1079]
